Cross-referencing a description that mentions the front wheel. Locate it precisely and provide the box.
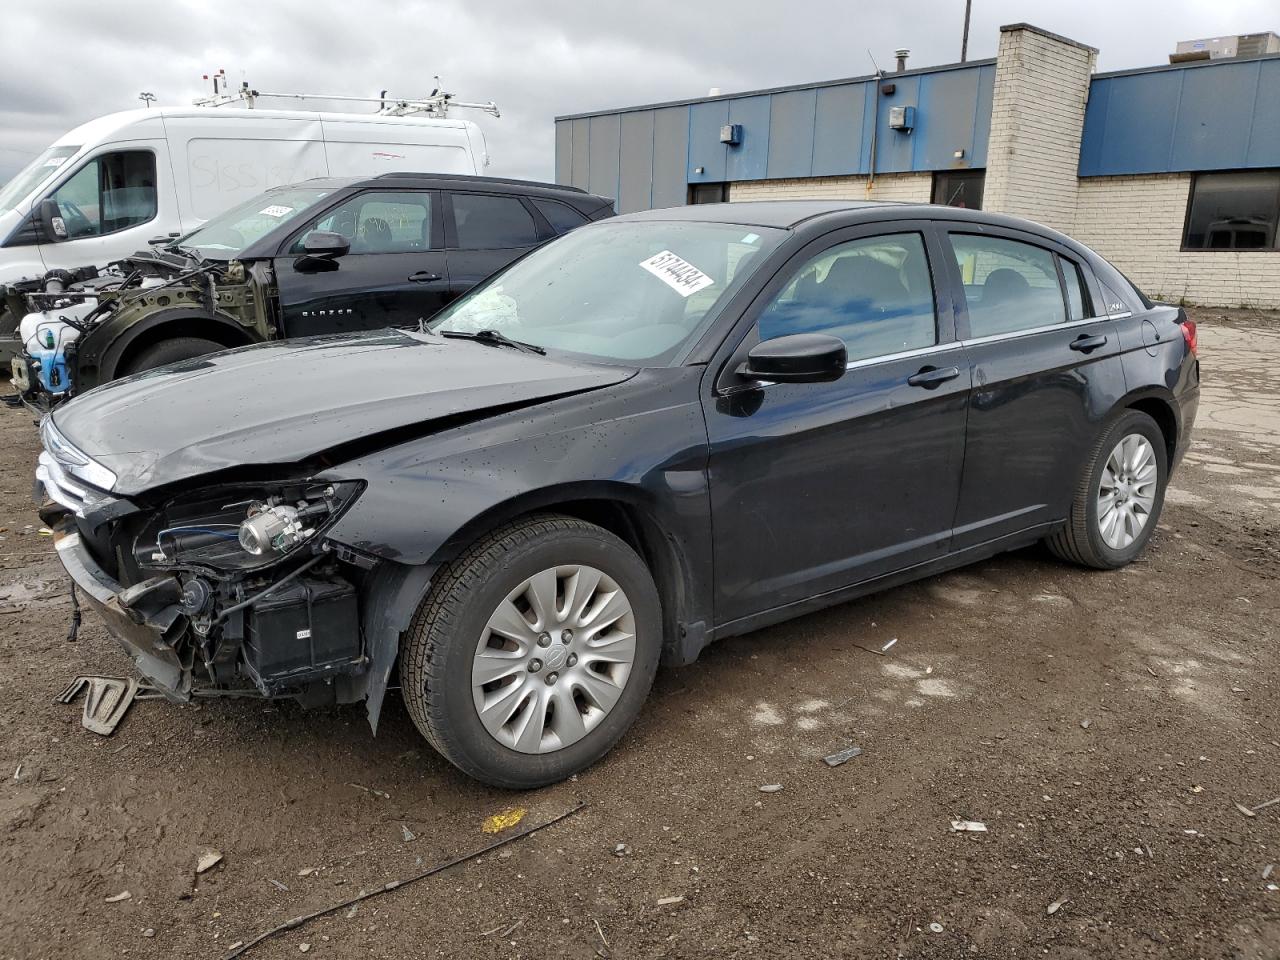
[1047,409,1168,569]
[124,336,225,375]
[400,515,662,789]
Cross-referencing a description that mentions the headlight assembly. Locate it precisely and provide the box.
[133,481,362,574]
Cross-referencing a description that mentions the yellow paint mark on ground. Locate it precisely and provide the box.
[482,808,526,834]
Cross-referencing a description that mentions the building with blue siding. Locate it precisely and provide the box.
[556,23,1280,308]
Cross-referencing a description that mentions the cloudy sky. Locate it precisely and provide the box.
[1,0,1274,184]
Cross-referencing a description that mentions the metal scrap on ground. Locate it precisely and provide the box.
[950,820,988,833]
[222,801,585,959]
[55,676,141,735]
[822,745,863,767]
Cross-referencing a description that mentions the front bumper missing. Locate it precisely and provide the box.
[53,525,192,701]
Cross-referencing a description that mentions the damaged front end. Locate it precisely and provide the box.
[42,427,377,706]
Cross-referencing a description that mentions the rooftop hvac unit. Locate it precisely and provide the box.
[1171,31,1280,62]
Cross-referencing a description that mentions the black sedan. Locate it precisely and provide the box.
[37,201,1199,788]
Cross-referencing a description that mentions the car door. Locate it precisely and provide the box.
[940,226,1127,549]
[443,191,544,300]
[274,189,448,336]
[703,223,971,626]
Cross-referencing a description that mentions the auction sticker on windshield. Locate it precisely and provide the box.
[259,205,294,218]
[639,251,715,298]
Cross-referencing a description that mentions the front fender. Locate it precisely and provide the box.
[77,306,256,387]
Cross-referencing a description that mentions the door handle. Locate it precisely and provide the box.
[1069,333,1108,353]
[906,365,961,389]
[408,271,441,283]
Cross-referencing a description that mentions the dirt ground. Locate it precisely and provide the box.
[1,306,1277,960]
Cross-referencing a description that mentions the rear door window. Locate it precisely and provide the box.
[532,198,589,234]
[950,234,1066,338]
[450,193,540,249]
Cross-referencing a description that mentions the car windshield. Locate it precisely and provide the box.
[177,186,336,259]
[429,219,785,364]
[0,144,81,217]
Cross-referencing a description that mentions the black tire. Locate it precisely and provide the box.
[124,336,225,375]
[400,514,662,789]
[1046,409,1168,570]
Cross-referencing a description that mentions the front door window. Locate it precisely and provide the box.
[49,150,157,238]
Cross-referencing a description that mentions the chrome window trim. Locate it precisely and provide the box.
[845,340,962,371]
[958,314,1115,348]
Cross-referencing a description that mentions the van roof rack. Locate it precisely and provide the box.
[373,172,586,193]
[192,71,499,120]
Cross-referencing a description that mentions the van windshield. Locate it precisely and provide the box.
[177,186,336,259]
[0,145,81,217]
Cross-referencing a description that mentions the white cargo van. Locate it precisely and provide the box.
[0,105,490,311]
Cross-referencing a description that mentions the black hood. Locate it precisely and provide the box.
[54,330,635,496]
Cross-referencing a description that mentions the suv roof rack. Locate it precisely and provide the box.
[373,172,587,193]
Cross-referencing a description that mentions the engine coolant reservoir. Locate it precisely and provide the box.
[21,306,89,395]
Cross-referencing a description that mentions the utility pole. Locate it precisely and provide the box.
[961,0,973,62]
[138,92,156,108]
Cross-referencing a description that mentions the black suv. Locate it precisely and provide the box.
[8,174,613,405]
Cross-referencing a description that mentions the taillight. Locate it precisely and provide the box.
[1180,319,1198,357]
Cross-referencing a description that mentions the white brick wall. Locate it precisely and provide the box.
[1074,174,1280,308]
[729,173,933,203]
[982,25,1096,234]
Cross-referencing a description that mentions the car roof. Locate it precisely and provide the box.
[262,174,611,206]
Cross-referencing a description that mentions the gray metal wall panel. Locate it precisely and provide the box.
[1248,59,1280,166]
[726,96,771,181]
[618,110,655,213]
[1173,61,1258,170]
[875,74,921,173]
[554,120,572,185]
[651,107,690,208]
[970,63,995,168]
[914,66,985,170]
[569,117,591,190]
[766,89,816,178]
[587,114,621,200]
[812,83,869,176]
[687,100,728,183]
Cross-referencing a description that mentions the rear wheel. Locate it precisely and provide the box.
[400,514,662,789]
[1047,409,1168,569]
[124,336,225,375]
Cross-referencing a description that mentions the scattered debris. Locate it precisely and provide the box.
[1080,719,1092,730]
[297,867,317,877]
[822,745,863,767]
[12,763,20,781]
[55,676,141,735]
[656,895,685,907]
[500,919,524,938]
[881,638,898,652]
[37,527,53,537]
[593,917,610,949]
[1251,796,1280,813]
[1047,897,1069,916]
[299,944,310,953]
[1262,864,1274,880]
[928,922,944,934]
[758,784,783,793]
[344,905,358,919]
[142,928,155,938]
[613,843,632,857]
[105,890,132,903]
[196,850,224,874]
[482,808,527,834]
[400,824,416,842]
[950,820,988,833]
[223,801,585,958]
[1235,802,1257,818]
[268,879,289,892]
[346,782,390,800]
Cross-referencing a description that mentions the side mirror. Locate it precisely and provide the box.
[302,231,350,259]
[39,198,67,241]
[738,333,847,384]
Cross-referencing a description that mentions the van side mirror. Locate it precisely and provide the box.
[39,199,67,241]
[738,333,847,384]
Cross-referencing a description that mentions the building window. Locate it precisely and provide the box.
[688,182,728,204]
[932,170,985,210]
[1184,170,1280,250]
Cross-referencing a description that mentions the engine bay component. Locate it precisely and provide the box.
[242,576,360,694]
[239,501,319,556]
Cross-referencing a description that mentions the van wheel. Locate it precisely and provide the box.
[1047,409,1168,570]
[125,337,225,375]
[400,514,662,789]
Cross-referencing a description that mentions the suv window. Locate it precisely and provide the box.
[292,191,433,254]
[532,198,589,234]
[757,232,937,363]
[1061,258,1095,321]
[950,234,1066,337]
[49,150,156,238]
[451,193,539,249]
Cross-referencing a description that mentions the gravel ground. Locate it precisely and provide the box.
[0,306,1277,960]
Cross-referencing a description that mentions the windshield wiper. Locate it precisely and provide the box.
[439,329,546,355]
[165,243,205,263]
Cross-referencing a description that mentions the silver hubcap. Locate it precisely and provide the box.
[471,564,636,754]
[1097,433,1158,550]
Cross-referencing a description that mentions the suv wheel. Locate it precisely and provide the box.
[1047,409,1168,569]
[125,336,225,375]
[400,514,662,788]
